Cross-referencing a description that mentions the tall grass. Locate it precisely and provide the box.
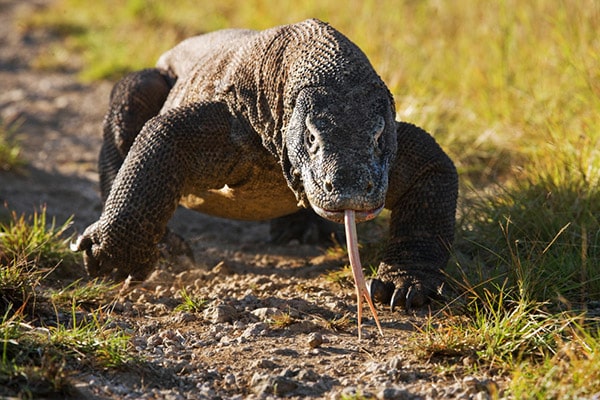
[23,0,600,183]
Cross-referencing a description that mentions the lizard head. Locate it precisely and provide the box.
[284,84,397,224]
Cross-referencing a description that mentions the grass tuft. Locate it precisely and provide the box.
[510,326,600,398]
[269,310,295,329]
[0,118,24,172]
[175,288,208,313]
[0,206,79,272]
[0,258,44,315]
[49,303,132,368]
[323,313,354,333]
[456,159,600,304]
[50,278,118,309]
[0,207,131,398]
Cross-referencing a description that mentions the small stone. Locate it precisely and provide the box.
[233,320,246,330]
[307,332,324,348]
[297,368,320,382]
[473,392,490,400]
[377,387,411,400]
[147,334,163,347]
[462,355,477,366]
[251,307,284,321]
[364,361,381,373]
[212,261,233,275]
[251,373,298,396]
[429,386,439,398]
[340,386,359,397]
[252,358,278,369]
[241,322,268,338]
[203,304,238,323]
[223,373,236,387]
[174,311,196,323]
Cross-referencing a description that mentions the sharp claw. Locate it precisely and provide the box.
[404,285,414,312]
[366,279,376,303]
[366,278,394,305]
[71,234,91,252]
[390,287,404,312]
[82,249,100,277]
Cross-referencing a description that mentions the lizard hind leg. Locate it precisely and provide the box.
[269,208,343,245]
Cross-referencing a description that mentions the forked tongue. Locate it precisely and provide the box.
[344,209,384,339]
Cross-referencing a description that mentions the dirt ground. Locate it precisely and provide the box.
[0,1,504,399]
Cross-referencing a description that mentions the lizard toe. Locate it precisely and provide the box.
[73,222,156,281]
[366,278,394,305]
[72,222,108,277]
[390,284,429,312]
[374,265,446,312]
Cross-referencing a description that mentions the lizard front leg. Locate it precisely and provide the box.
[99,68,174,203]
[369,122,458,311]
[73,102,234,280]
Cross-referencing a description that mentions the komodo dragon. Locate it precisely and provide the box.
[73,19,458,311]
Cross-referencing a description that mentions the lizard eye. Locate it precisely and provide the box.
[372,116,385,150]
[305,116,321,154]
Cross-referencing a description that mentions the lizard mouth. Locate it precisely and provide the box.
[312,204,384,224]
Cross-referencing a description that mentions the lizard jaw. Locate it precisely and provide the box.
[311,204,384,224]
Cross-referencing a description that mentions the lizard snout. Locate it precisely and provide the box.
[323,175,375,196]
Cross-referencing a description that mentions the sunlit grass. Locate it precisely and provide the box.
[0,208,130,398]
[418,215,600,398]
[49,278,118,309]
[48,303,132,368]
[22,0,600,184]
[0,304,132,397]
[175,287,208,313]
[0,118,24,172]
[0,206,79,271]
[456,143,600,303]
[510,327,600,399]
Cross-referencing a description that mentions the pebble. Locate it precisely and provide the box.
[387,356,403,370]
[203,304,238,323]
[147,334,163,347]
[173,311,196,323]
[252,358,279,369]
[297,369,320,382]
[251,373,299,396]
[251,307,284,321]
[377,386,411,400]
[307,332,324,348]
[241,322,269,338]
[223,373,237,387]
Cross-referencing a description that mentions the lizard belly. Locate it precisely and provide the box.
[180,173,300,221]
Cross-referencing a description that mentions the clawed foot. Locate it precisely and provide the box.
[71,221,158,281]
[366,269,445,312]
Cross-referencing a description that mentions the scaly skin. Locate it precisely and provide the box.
[73,19,458,311]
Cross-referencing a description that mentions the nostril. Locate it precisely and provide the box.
[366,180,374,193]
[324,180,333,193]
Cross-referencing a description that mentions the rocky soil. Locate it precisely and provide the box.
[0,1,504,398]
